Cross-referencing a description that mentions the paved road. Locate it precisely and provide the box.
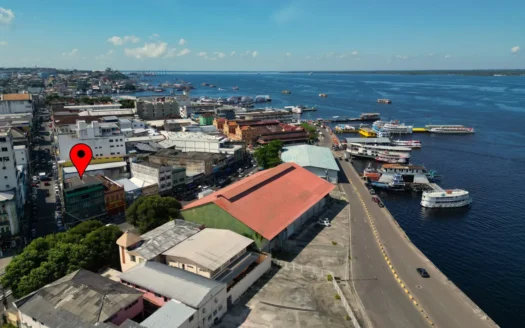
[340,161,496,328]
[316,126,496,328]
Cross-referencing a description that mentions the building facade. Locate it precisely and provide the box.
[281,145,339,183]
[130,162,173,194]
[64,175,106,224]
[96,175,126,217]
[57,120,126,161]
[136,97,181,120]
[0,94,34,115]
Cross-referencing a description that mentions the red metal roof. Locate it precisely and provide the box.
[183,163,334,240]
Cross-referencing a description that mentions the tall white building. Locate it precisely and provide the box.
[57,120,126,161]
[0,128,26,237]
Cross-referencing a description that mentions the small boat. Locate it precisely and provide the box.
[428,126,475,134]
[363,163,381,181]
[308,72,313,75]
[282,90,291,94]
[319,93,328,98]
[421,189,472,208]
[392,140,422,148]
[371,174,408,191]
[377,99,392,104]
[209,84,216,88]
[218,88,225,91]
[233,86,239,90]
[201,82,210,87]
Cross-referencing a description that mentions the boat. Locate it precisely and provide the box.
[282,90,291,94]
[375,151,410,164]
[371,174,408,191]
[153,88,164,92]
[308,72,313,75]
[359,113,381,121]
[209,84,216,88]
[254,95,272,103]
[428,126,475,134]
[377,99,392,104]
[218,88,226,91]
[233,86,239,90]
[334,125,356,133]
[347,143,411,160]
[363,163,381,181]
[392,140,422,148]
[420,189,472,208]
[373,120,413,134]
[201,82,210,86]
[319,93,328,98]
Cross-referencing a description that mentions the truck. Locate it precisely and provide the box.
[38,172,47,181]
[198,189,214,199]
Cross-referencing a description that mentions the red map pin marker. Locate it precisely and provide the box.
[70,143,93,179]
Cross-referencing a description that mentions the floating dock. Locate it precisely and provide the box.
[359,127,377,138]
[412,128,428,133]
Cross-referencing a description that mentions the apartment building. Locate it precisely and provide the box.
[63,175,106,224]
[136,97,181,120]
[130,161,173,194]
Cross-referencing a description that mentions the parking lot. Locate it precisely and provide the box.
[219,268,349,328]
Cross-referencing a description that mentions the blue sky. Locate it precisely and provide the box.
[0,0,524,70]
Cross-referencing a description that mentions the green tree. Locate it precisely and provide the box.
[300,122,317,143]
[122,83,136,91]
[119,99,135,108]
[79,96,94,105]
[126,195,182,234]
[254,140,283,169]
[1,221,122,298]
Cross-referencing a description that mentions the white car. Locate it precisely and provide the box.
[317,218,331,227]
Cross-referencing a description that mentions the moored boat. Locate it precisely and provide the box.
[392,140,422,148]
[421,189,472,208]
[429,126,475,134]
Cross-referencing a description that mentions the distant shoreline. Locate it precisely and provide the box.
[280,70,525,76]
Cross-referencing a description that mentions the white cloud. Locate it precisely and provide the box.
[205,57,217,61]
[326,52,336,58]
[95,50,115,60]
[252,51,258,58]
[213,52,226,59]
[272,3,301,24]
[395,55,409,60]
[149,33,160,39]
[0,41,7,46]
[164,48,178,58]
[0,8,15,25]
[511,46,520,54]
[197,52,207,57]
[230,51,236,56]
[444,54,451,58]
[124,42,167,59]
[177,48,191,57]
[62,49,79,56]
[108,35,140,46]
[179,38,187,46]
[352,51,359,56]
[286,52,292,57]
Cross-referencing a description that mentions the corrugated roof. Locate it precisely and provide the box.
[119,262,225,309]
[15,269,141,326]
[182,163,335,240]
[281,145,340,172]
[132,220,202,260]
[2,93,31,101]
[141,300,196,328]
[162,229,253,271]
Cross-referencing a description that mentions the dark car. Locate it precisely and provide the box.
[372,196,380,203]
[378,202,385,208]
[416,268,430,278]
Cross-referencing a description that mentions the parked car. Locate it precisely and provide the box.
[369,189,376,195]
[317,218,331,227]
[372,196,380,203]
[416,268,430,278]
[44,182,51,186]
[378,202,385,208]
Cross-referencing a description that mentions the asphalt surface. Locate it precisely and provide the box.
[317,126,495,328]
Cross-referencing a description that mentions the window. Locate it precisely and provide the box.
[208,315,212,322]
[213,310,217,316]
[188,315,194,322]
[0,138,5,143]
[154,293,161,297]
[163,296,168,302]
[130,255,136,262]
[110,145,114,148]
[202,308,206,314]
[3,157,8,162]
[1,148,6,152]
[110,153,115,155]
[109,139,113,142]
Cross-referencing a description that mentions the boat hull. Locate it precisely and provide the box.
[420,198,472,208]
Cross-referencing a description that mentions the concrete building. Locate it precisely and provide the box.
[0,192,17,238]
[162,228,271,303]
[57,120,126,161]
[149,149,227,176]
[158,132,225,153]
[164,119,197,132]
[116,220,203,272]
[130,162,173,194]
[14,269,144,328]
[136,97,181,120]
[171,166,186,189]
[115,178,143,206]
[13,145,29,171]
[128,178,159,197]
[141,300,197,328]
[238,110,294,122]
[64,175,106,224]
[281,145,340,183]
[199,114,214,126]
[182,163,335,251]
[96,175,126,217]
[119,262,227,328]
[0,94,34,115]
[62,161,129,180]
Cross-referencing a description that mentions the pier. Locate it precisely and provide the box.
[317,128,497,328]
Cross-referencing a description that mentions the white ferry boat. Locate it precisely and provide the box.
[375,151,409,164]
[347,143,411,160]
[392,140,422,148]
[428,126,475,134]
[420,189,472,208]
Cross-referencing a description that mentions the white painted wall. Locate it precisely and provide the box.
[196,287,227,328]
[228,255,271,303]
[304,166,338,184]
[58,134,126,161]
[0,133,18,190]
[0,100,33,114]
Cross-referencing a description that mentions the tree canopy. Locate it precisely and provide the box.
[119,99,135,108]
[254,140,283,169]
[1,221,122,299]
[300,122,318,143]
[126,195,182,234]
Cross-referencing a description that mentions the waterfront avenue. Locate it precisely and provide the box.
[318,130,497,328]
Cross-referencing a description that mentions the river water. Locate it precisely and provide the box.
[135,72,525,327]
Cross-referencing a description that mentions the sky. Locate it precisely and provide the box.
[0,0,524,71]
